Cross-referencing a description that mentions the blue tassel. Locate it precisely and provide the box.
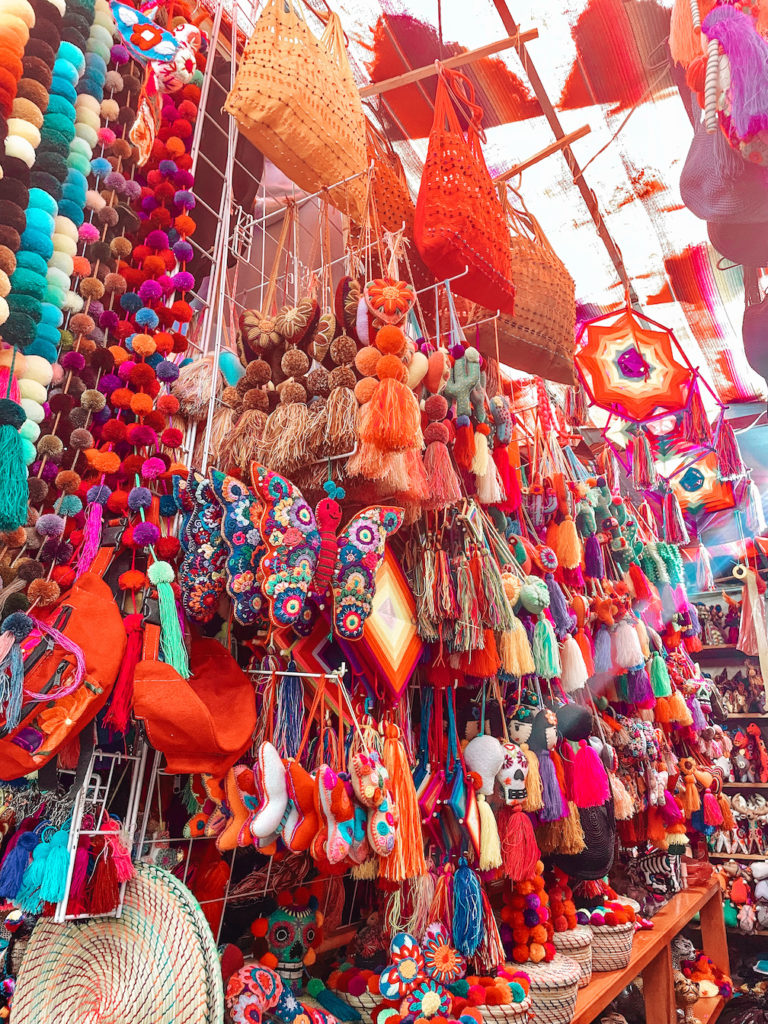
[593,627,612,675]
[274,660,304,760]
[538,751,567,823]
[545,574,573,640]
[0,832,40,900]
[452,857,483,957]
[39,827,71,904]
[16,841,49,913]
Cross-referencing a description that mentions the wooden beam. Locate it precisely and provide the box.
[359,29,539,98]
[490,0,638,305]
[494,124,591,181]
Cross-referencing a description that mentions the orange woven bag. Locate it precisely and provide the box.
[224,0,367,223]
[366,119,415,234]
[414,65,515,314]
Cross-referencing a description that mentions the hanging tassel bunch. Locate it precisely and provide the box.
[681,382,712,446]
[0,612,33,733]
[715,416,746,480]
[631,431,657,489]
[662,488,690,545]
[452,858,484,957]
[380,723,427,883]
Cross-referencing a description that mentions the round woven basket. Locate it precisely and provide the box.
[480,998,531,1021]
[525,955,581,1024]
[590,921,635,972]
[11,864,224,1024]
[552,925,593,988]
[341,990,379,1024]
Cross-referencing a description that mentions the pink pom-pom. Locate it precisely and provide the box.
[79,223,100,242]
[98,127,116,145]
[141,457,165,479]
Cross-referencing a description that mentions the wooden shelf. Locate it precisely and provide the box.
[708,851,766,860]
[726,714,768,720]
[571,881,726,1024]
[693,995,725,1024]
[694,646,747,662]
[722,782,768,788]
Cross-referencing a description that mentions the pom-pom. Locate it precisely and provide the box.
[27,578,60,606]
[375,325,406,355]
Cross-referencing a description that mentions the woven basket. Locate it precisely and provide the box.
[340,991,379,1024]
[590,921,635,972]
[480,998,531,1021]
[553,925,593,988]
[525,955,581,1024]
[11,865,224,1024]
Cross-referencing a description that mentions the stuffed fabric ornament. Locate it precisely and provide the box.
[250,742,289,840]
[350,748,397,857]
[251,888,323,989]
[464,734,505,795]
[495,742,529,804]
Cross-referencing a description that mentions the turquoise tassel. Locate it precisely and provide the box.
[16,841,49,913]
[0,400,28,531]
[533,616,561,679]
[39,827,71,905]
[650,653,672,697]
[147,560,189,678]
[452,857,483,957]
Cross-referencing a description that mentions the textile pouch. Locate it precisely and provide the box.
[0,547,127,779]
[414,65,515,315]
[133,627,257,775]
[224,0,367,223]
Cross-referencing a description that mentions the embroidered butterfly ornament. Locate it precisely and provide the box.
[251,464,403,640]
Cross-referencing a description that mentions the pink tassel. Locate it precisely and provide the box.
[66,843,90,916]
[703,6,768,140]
[632,431,657,488]
[423,441,462,509]
[28,619,86,696]
[497,804,540,881]
[104,819,135,883]
[702,790,724,827]
[564,384,587,427]
[104,613,143,736]
[662,489,690,545]
[715,416,746,480]
[681,382,712,446]
[74,501,104,577]
[572,741,611,808]
[661,790,684,825]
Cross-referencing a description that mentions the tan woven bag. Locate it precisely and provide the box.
[224,0,367,223]
[466,188,575,384]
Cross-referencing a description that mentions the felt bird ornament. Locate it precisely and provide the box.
[251,463,403,640]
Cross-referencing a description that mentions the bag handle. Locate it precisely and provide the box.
[434,64,485,140]
[261,204,295,316]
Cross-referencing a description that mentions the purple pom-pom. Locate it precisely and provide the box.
[525,894,541,910]
[172,240,193,263]
[155,360,179,383]
[523,908,539,927]
[110,43,130,64]
[100,310,119,330]
[104,172,126,190]
[139,280,163,303]
[128,486,152,511]
[99,373,121,395]
[132,521,160,546]
[171,271,194,291]
[145,229,169,252]
[173,169,194,188]
[141,196,159,214]
[157,274,174,295]
[123,180,142,200]
[60,351,86,373]
[89,300,104,320]
[158,160,177,176]
[576,910,589,926]
[173,190,195,209]
[87,484,111,504]
[36,513,66,538]
[449,343,465,359]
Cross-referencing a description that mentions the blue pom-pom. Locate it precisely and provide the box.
[87,485,111,504]
[323,481,335,496]
[57,201,85,226]
[158,160,177,175]
[128,487,152,511]
[135,307,159,329]
[158,494,177,518]
[90,157,111,177]
[1,612,33,642]
[335,486,346,500]
[120,292,143,314]
[146,352,163,368]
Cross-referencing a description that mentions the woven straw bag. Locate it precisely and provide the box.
[525,955,581,1024]
[466,189,575,384]
[480,999,531,1021]
[224,0,367,223]
[414,64,515,315]
[367,119,414,234]
[590,921,635,972]
[340,991,378,1024]
[553,925,593,988]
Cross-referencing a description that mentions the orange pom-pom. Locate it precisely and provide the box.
[354,377,377,405]
[28,579,60,606]
[130,393,154,416]
[260,952,278,969]
[529,943,546,963]
[119,569,146,590]
[157,394,180,414]
[511,945,529,964]
[86,450,121,474]
[154,331,174,355]
[355,346,381,376]
[131,333,156,357]
[72,256,91,277]
[376,354,408,383]
[375,325,406,355]
[109,345,130,365]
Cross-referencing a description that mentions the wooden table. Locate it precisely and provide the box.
[571,880,728,1024]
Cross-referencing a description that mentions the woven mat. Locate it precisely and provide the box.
[11,864,224,1024]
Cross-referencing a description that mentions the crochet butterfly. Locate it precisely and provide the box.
[210,471,268,628]
[110,1,181,62]
[251,463,403,641]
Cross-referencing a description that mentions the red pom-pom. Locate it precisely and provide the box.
[156,536,180,560]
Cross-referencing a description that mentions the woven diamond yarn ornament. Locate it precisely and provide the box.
[575,308,695,422]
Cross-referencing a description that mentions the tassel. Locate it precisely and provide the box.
[662,489,690,545]
[424,440,462,509]
[538,750,567,822]
[554,516,582,570]
[545,574,572,640]
[500,616,535,677]
[497,805,540,881]
[560,800,586,854]
[455,558,482,653]
[627,562,654,602]
[452,857,484,956]
[632,431,657,489]
[626,666,654,706]
[702,790,723,827]
[66,842,90,915]
[560,635,588,693]
[702,5,768,141]
[74,500,104,577]
[476,448,505,506]
[679,772,701,815]
[462,629,500,679]
[715,416,746,480]
[476,550,513,632]
[682,382,712,445]
[612,619,644,670]
[104,613,143,736]
[533,616,561,679]
[593,627,612,675]
[584,534,605,579]
[495,443,522,511]
[453,421,475,473]
[670,0,712,66]
[38,827,71,905]
[719,793,736,831]
[86,839,120,915]
[689,696,707,731]
[274,661,304,759]
[16,842,49,913]
[650,653,672,697]
[661,790,684,825]
[429,866,454,935]
[0,611,33,732]
[655,696,671,724]
[147,560,189,678]
[669,689,693,726]
[0,398,28,531]
[477,794,502,870]
[105,820,134,884]
[609,772,634,820]
[746,478,766,535]
[471,429,490,477]
[521,745,543,812]
[473,888,506,973]
[696,545,715,593]
[380,723,427,882]
[0,832,40,900]
[572,741,611,808]
[323,386,358,456]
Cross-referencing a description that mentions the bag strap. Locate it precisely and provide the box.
[142,623,160,661]
[434,64,484,139]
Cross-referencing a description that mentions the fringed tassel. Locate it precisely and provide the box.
[650,653,672,697]
[702,790,724,827]
[521,746,543,813]
[472,889,506,973]
[0,832,40,900]
[477,794,502,870]
[424,441,462,509]
[554,516,582,570]
[361,378,423,454]
[452,858,484,956]
[560,800,586,854]
[715,416,746,480]
[497,805,540,881]
[538,750,567,822]
[428,866,454,935]
[0,611,32,733]
[453,421,475,473]
[564,384,587,426]
[86,839,120,915]
[533,616,561,680]
[38,828,72,904]
[545,574,572,640]
[455,558,482,653]
[719,793,736,831]
[584,533,605,579]
[682,382,712,446]
[670,0,712,66]
[274,661,304,759]
[609,772,635,820]
[702,5,768,142]
[560,635,588,693]
[572,741,611,808]
[74,500,104,577]
[627,562,654,602]
[632,431,657,489]
[147,561,189,678]
[696,544,715,593]
[380,723,427,882]
[324,386,359,456]
[104,613,143,736]
[16,843,48,913]
[662,489,690,545]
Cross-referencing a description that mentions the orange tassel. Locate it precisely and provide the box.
[379,722,427,882]
[361,378,422,453]
[719,793,736,831]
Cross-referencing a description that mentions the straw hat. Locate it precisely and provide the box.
[11,864,224,1023]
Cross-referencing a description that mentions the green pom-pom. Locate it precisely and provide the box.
[148,560,174,585]
[0,400,26,430]
[448,980,470,998]
[508,982,525,1003]
[306,978,325,998]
